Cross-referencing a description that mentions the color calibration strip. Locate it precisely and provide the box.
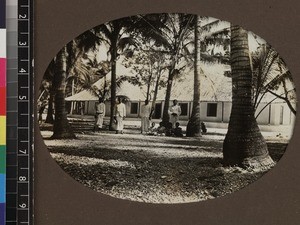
[0,0,6,224]
[6,0,18,224]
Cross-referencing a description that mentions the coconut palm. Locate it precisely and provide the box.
[186,17,230,136]
[51,46,76,139]
[50,33,101,138]
[252,45,296,116]
[186,15,201,137]
[91,18,138,129]
[40,59,56,124]
[223,25,274,169]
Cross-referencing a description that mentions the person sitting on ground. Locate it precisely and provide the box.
[173,122,183,137]
[201,122,207,134]
[157,122,166,135]
[147,122,157,135]
[165,122,174,137]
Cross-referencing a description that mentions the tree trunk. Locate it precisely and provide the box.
[162,68,174,126]
[186,16,201,137]
[223,25,273,169]
[150,69,162,118]
[70,79,75,115]
[146,74,152,102]
[52,47,76,139]
[109,39,118,130]
[45,89,54,124]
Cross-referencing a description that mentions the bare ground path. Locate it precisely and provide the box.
[41,129,288,203]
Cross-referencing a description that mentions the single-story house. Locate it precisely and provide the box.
[65,73,296,126]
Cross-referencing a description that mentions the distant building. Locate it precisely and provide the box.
[65,76,296,126]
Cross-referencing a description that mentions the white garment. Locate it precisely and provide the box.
[116,116,124,131]
[141,117,150,133]
[168,104,181,116]
[115,103,126,117]
[95,102,105,128]
[96,115,104,128]
[95,102,105,114]
[115,103,126,131]
[140,103,152,117]
[168,104,181,128]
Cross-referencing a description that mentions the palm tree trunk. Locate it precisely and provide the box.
[186,15,201,137]
[52,46,76,139]
[162,68,174,125]
[45,89,54,124]
[150,69,162,118]
[101,75,107,100]
[70,79,75,115]
[109,39,117,130]
[223,25,273,169]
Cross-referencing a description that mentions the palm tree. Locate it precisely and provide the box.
[135,14,195,125]
[93,18,137,130]
[252,45,296,116]
[51,46,76,139]
[45,89,54,124]
[40,59,57,124]
[186,15,201,137]
[186,17,230,136]
[160,14,195,125]
[223,25,274,169]
[50,31,101,138]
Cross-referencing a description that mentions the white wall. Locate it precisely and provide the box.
[78,100,295,126]
[255,103,270,125]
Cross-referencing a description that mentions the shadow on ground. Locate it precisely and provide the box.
[43,129,287,203]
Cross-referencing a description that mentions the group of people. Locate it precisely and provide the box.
[94,97,126,134]
[146,121,183,137]
[94,97,207,135]
[140,99,182,133]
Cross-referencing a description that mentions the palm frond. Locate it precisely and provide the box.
[201,19,223,33]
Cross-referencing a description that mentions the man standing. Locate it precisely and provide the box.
[140,99,152,134]
[114,97,126,134]
[94,97,105,131]
[168,99,181,128]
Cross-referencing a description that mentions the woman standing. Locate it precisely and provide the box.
[114,97,126,134]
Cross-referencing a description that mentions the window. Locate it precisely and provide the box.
[179,103,188,116]
[130,102,138,114]
[154,103,162,119]
[207,103,217,117]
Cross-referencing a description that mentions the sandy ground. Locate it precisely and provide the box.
[41,127,289,204]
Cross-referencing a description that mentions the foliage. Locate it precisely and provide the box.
[200,18,230,64]
[251,44,296,115]
[122,38,169,101]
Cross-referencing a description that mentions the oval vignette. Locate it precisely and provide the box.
[37,13,297,204]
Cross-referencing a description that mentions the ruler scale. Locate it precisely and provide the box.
[6,0,33,224]
[6,1,18,224]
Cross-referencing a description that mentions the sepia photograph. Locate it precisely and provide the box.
[37,13,296,203]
